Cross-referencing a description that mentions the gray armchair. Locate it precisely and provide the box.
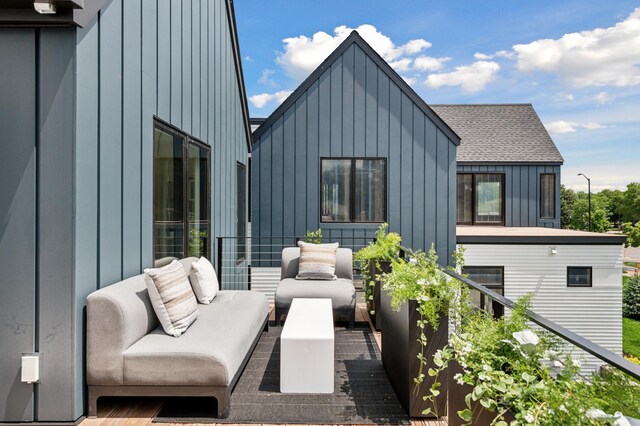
[275,247,356,326]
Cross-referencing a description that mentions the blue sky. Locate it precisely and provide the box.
[235,0,640,192]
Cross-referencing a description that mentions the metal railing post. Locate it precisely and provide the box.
[217,237,223,289]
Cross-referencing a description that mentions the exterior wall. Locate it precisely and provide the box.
[457,164,561,228]
[252,43,458,264]
[0,0,249,421]
[461,243,624,371]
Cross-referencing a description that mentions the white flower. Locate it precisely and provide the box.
[586,409,608,419]
[513,330,540,354]
[559,404,568,413]
[524,412,535,423]
[478,373,491,382]
[483,364,492,372]
[454,373,464,385]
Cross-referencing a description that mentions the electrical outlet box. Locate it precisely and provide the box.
[21,353,41,384]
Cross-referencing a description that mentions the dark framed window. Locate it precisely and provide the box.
[236,162,247,263]
[321,158,386,223]
[463,266,505,318]
[456,173,505,225]
[153,119,210,264]
[567,267,592,287]
[540,173,556,219]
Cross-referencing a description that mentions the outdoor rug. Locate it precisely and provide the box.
[154,324,410,424]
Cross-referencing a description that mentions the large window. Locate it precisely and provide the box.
[463,266,505,318]
[321,158,386,223]
[457,173,504,225]
[153,120,210,263]
[236,162,246,262]
[540,173,556,219]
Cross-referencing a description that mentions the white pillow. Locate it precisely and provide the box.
[189,257,218,304]
[144,260,199,337]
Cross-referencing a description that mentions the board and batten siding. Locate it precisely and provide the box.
[0,0,248,421]
[457,164,561,228]
[252,42,458,265]
[462,243,623,371]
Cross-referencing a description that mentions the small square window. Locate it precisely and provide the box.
[567,267,592,287]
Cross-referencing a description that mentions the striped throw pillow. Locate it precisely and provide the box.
[296,241,339,280]
[144,260,199,337]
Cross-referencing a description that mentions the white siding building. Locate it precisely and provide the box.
[458,226,625,371]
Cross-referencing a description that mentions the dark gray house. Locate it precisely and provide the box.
[431,104,563,228]
[0,0,250,422]
[251,31,461,264]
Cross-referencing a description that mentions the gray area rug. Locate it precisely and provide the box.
[154,324,409,424]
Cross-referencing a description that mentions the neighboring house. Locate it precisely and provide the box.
[251,31,461,266]
[458,227,625,370]
[0,0,250,422]
[431,104,563,228]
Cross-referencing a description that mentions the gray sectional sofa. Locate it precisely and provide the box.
[275,247,355,326]
[86,257,269,418]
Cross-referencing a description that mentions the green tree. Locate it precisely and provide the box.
[595,188,625,226]
[620,183,640,224]
[622,222,640,247]
[569,193,611,232]
[560,185,577,229]
[623,274,640,319]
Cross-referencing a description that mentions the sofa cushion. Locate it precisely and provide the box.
[123,290,269,387]
[275,278,355,311]
[296,241,339,280]
[189,257,218,304]
[144,260,199,337]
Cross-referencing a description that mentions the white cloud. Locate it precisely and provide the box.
[389,58,412,73]
[565,94,575,101]
[424,61,500,93]
[474,52,493,60]
[546,120,579,134]
[545,120,607,134]
[275,24,432,81]
[249,90,293,109]
[414,55,450,71]
[401,75,417,85]
[594,91,612,105]
[513,8,640,87]
[244,55,252,61]
[258,69,277,87]
[563,163,637,191]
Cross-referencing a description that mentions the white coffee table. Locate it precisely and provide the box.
[280,298,334,393]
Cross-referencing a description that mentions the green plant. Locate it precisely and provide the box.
[304,228,323,244]
[624,317,640,359]
[622,222,640,247]
[380,244,468,419]
[188,227,207,257]
[354,223,401,313]
[623,274,640,320]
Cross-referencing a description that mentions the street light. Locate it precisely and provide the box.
[577,173,591,232]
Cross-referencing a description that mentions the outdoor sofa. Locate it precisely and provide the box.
[275,247,355,326]
[86,257,269,418]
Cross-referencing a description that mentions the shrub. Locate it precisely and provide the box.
[304,228,323,244]
[622,222,640,247]
[623,274,640,320]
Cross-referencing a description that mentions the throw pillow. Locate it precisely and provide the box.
[144,260,199,337]
[296,241,339,280]
[189,256,218,304]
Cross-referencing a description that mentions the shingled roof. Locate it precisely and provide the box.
[430,104,564,164]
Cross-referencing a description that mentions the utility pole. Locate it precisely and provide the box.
[577,173,591,232]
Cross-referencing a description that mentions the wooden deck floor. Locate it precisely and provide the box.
[80,304,439,426]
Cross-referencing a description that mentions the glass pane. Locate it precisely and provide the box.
[568,267,591,286]
[475,174,503,223]
[456,174,473,224]
[154,126,185,260]
[321,159,352,222]
[540,174,555,219]
[464,266,503,286]
[236,163,246,261]
[354,159,386,222]
[187,143,209,258]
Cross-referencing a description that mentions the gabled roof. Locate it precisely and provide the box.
[252,30,460,144]
[430,104,564,164]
